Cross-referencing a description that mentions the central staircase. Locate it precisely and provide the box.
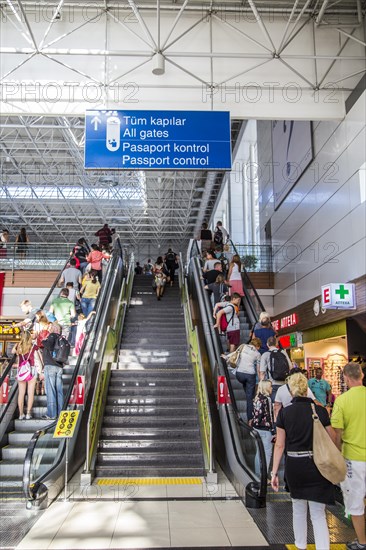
[95,275,205,478]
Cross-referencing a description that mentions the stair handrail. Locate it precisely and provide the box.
[84,257,134,475]
[189,252,267,503]
[22,248,125,504]
[229,239,266,328]
[179,254,214,476]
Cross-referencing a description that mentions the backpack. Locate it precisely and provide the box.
[214,227,223,245]
[166,252,175,264]
[53,335,71,364]
[218,304,235,333]
[218,253,229,273]
[269,349,290,381]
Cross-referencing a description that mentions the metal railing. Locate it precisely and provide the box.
[231,244,272,273]
[0,243,76,271]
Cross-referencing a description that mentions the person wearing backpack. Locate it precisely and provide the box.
[213,221,229,251]
[260,336,292,402]
[164,248,178,286]
[213,293,241,352]
[41,324,67,420]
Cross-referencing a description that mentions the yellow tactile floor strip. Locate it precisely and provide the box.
[286,545,346,549]
[96,477,203,485]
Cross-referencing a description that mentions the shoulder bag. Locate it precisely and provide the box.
[311,403,346,485]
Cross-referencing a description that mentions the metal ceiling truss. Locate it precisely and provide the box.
[0,0,365,253]
[0,113,223,249]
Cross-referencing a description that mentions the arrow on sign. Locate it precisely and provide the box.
[91,116,101,131]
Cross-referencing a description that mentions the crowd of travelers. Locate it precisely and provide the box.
[11,224,117,422]
[6,220,366,550]
[199,222,365,550]
[134,249,179,301]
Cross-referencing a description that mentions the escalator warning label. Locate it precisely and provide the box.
[53,410,80,438]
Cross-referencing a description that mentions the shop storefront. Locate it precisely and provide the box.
[302,320,348,398]
[0,321,21,360]
[272,275,366,399]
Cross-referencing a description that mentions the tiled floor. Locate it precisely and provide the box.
[16,469,268,549]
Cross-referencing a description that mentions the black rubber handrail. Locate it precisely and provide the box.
[0,257,70,424]
[190,255,267,500]
[229,239,266,321]
[23,245,125,502]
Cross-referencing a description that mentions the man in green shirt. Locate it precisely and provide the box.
[49,288,76,341]
[331,363,366,550]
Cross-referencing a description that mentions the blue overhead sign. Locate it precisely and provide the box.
[84,110,231,170]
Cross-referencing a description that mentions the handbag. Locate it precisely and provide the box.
[311,403,347,484]
[227,344,245,368]
[17,359,33,382]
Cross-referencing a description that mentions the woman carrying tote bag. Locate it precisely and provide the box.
[271,372,335,550]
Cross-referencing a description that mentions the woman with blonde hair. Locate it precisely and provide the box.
[227,254,244,296]
[253,379,275,476]
[13,330,37,419]
[271,373,334,550]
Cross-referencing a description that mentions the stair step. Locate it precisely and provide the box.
[101,427,200,438]
[13,419,56,431]
[96,452,204,466]
[0,478,23,488]
[108,387,194,397]
[117,358,188,367]
[104,406,198,416]
[2,445,58,461]
[106,396,196,406]
[110,370,192,379]
[8,431,35,445]
[98,439,202,451]
[95,466,205,477]
[0,461,54,477]
[103,417,199,428]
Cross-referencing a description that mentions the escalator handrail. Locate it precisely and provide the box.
[84,256,134,473]
[22,250,124,500]
[190,254,267,498]
[0,257,71,424]
[229,239,266,321]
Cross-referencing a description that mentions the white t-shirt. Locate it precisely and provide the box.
[275,383,315,408]
[229,263,242,281]
[204,259,219,271]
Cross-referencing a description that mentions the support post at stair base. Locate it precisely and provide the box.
[206,471,218,484]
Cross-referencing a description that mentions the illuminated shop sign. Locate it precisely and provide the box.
[278,332,302,348]
[272,313,299,332]
[322,283,356,310]
[0,324,21,336]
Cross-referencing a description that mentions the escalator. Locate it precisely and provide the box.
[187,240,355,544]
[17,246,128,510]
[0,259,70,501]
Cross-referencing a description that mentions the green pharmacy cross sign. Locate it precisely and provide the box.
[335,285,349,300]
[321,283,356,310]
